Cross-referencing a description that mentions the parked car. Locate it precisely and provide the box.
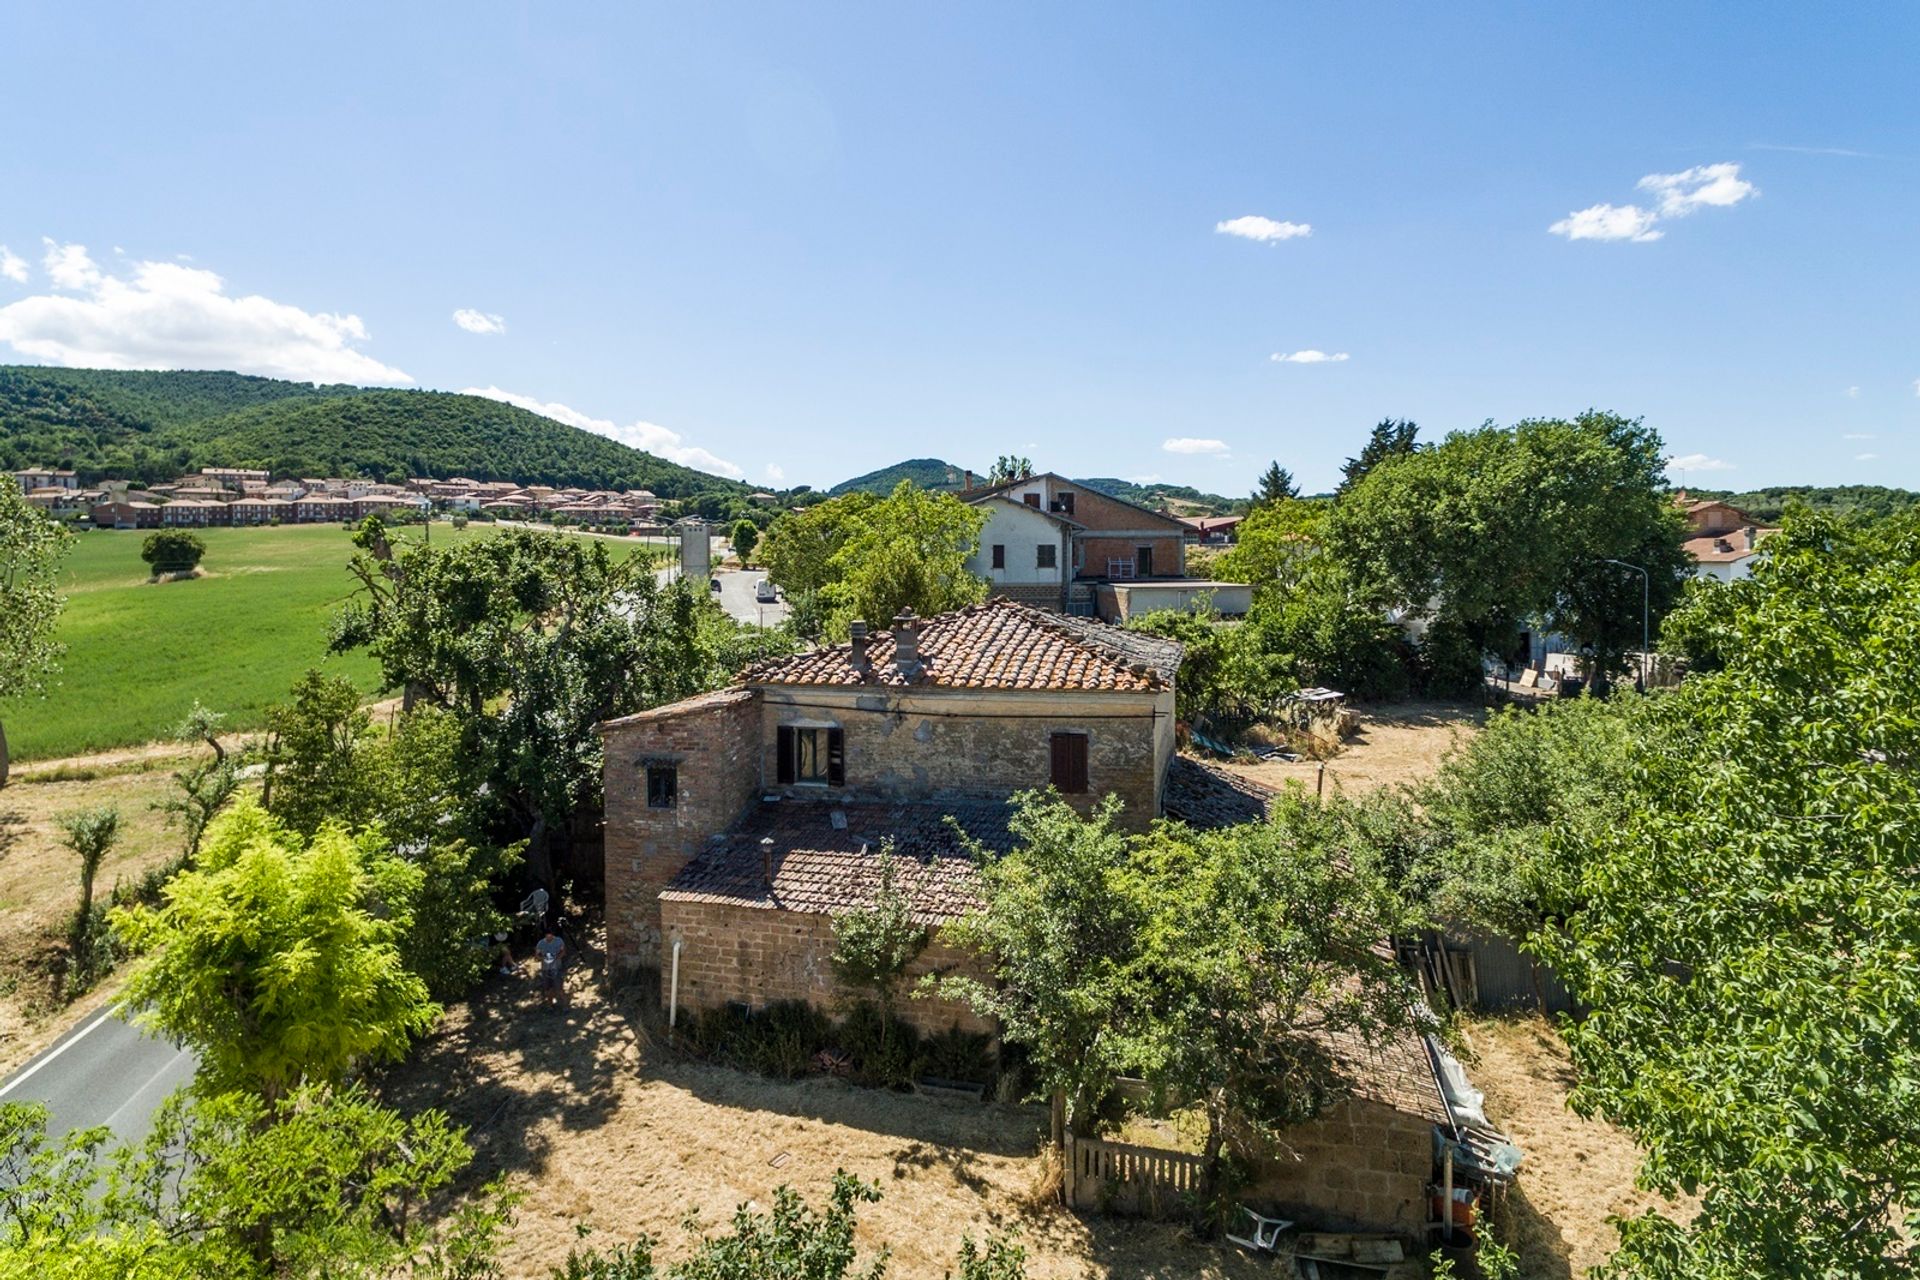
[755,579,778,603]
[709,577,722,593]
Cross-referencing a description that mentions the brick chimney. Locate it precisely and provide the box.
[760,835,776,891]
[891,610,922,680]
[963,470,974,492]
[849,620,870,676]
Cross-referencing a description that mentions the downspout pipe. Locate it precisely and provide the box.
[669,937,683,1031]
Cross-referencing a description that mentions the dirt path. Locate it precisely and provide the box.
[1460,1016,1690,1278]
[1216,700,1484,798]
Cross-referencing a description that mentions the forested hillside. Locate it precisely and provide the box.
[0,366,747,496]
[1076,477,1242,514]
[828,457,973,495]
[1686,483,1920,522]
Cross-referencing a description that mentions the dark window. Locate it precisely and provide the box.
[1049,732,1089,794]
[1036,543,1056,570]
[1054,491,1075,516]
[1136,544,1155,577]
[646,764,677,809]
[1023,493,1041,508]
[991,543,1006,569]
[778,725,845,787]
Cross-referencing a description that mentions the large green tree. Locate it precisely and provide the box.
[759,491,878,597]
[822,481,987,633]
[1539,509,1920,1279]
[0,1085,510,1280]
[114,800,439,1101]
[1250,461,1299,508]
[1327,411,1687,689]
[0,475,72,788]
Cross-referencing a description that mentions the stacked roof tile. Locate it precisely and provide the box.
[741,597,1182,691]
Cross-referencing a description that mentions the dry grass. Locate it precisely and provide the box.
[379,930,1280,1280]
[1216,700,1485,799]
[0,753,195,1075]
[1459,1015,1690,1278]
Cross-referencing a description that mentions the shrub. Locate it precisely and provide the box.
[920,1025,994,1085]
[836,1000,924,1089]
[140,529,205,575]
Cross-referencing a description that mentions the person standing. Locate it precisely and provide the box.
[534,927,568,1007]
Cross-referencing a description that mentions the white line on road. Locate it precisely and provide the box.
[0,1010,113,1099]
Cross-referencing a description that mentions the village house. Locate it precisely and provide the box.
[199,466,271,491]
[599,598,1190,1028]
[1680,495,1775,582]
[12,468,80,491]
[960,472,1250,621]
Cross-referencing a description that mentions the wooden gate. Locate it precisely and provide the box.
[1065,1131,1205,1219]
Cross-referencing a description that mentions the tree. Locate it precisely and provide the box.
[140,529,206,576]
[730,518,759,565]
[0,475,71,789]
[1336,418,1419,494]
[1134,796,1420,1199]
[58,807,120,930]
[829,847,927,1040]
[1126,608,1292,724]
[113,799,438,1101]
[1327,411,1687,690]
[987,456,1033,485]
[262,669,375,837]
[822,481,986,635]
[939,794,1150,1136]
[759,492,879,598]
[156,702,243,863]
[1536,509,1920,1280]
[0,1086,511,1279]
[1250,461,1299,508]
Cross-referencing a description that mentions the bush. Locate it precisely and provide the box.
[676,999,933,1089]
[836,1000,924,1089]
[140,529,206,575]
[920,1025,994,1085]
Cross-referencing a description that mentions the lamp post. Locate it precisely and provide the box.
[1598,558,1649,689]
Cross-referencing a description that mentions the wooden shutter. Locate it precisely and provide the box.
[827,728,846,786]
[1050,732,1088,794]
[777,725,796,785]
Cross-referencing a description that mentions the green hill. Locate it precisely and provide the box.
[828,457,973,496]
[1076,477,1242,516]
[1684,484,1920,523]
[0,366,747,497]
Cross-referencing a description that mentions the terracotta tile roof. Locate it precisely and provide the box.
[742,598,1182,692]
[1162,756,1278,827]
[1314,998,1450,1124]
[1684,527,1774,563]
[660,796,1016,923]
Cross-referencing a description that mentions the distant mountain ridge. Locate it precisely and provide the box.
[828,458,1244,515]
[0,366,749,497]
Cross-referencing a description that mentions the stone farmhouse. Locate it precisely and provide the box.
[958,471,1251,621]
[1679,494,1776,582]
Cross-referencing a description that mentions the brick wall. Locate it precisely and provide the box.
[602,688,763,970]
[757,687,1171,829]
[660,897,995,1036]
[1079,534,1186,580]
[1244,1096,1434,1236]
[985,581,1067,611]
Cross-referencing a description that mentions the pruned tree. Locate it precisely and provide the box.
[829,846,928,1042]
[0,475,71,789]
[156,701,241,863]
[58,806,120,931]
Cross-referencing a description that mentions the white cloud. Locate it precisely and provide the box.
[1551,162,1754,243]
[0,241,411,384]
[1749,143,1875,158]
[0,246,25,284]
[1162,437,1230,456]
[452,308,506,335]
[1549,203,1663,243]
[1215,215,1312,243]
[1638,163,1758,217]
[463,385,744,478]
[1270,349,1350,364]
[1856,452,1880,461]
[1845,386,1861,398]
[1844,432,1875,440]
[764,463,785,484]
[1913,378,1920,397]
[1667,452,1736,473]
[1125,474,1162,485]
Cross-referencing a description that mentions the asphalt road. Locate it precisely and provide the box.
[710,567,790,626]
[0,1008,194,1145]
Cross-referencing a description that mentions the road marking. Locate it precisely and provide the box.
[0,1010,114,1099]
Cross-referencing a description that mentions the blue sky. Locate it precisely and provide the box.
[2,2,1915,493]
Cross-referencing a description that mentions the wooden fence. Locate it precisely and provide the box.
[1064,1131,1206,1219]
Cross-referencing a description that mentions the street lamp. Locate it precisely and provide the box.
[1597,558,1649,689]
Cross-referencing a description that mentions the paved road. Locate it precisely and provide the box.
[711,567,790,626]
[0,1008,194,1144]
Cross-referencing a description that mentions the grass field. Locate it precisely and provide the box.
[4,523,668,762]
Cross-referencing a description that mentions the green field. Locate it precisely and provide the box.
[6,523,669,762]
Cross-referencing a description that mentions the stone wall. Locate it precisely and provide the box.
[757,686,1172,829]
[1245,1096,1435,1236]
[602,688,763,970]
[659,897,995,1036]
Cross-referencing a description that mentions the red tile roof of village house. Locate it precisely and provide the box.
[660,757,1275,923]
[742,598,1182,692]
